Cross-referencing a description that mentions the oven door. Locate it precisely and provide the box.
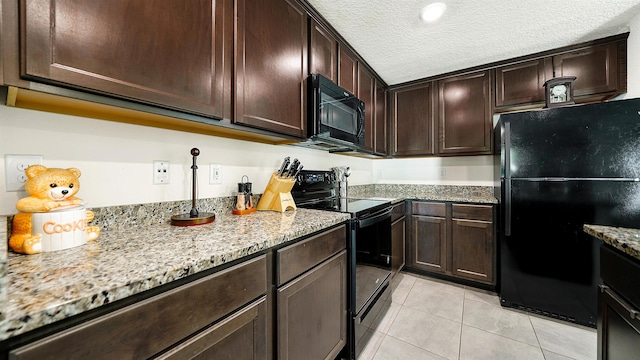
[353,206,392,321]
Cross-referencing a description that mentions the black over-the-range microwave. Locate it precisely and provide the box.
[307,73,365,148]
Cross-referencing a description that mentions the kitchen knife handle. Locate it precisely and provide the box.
[277,157,290,177]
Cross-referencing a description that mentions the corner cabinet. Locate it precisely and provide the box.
[235,0,308,137]
[437,70,493,155]
[18,0,232,119]
[409,202,447,273]
[407,201,496,286]
[390,70,492,157]
[391,82,435,156]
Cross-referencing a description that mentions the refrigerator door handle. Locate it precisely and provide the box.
[505,179,511,236]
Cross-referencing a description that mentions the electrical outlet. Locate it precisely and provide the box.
[153,161,170,184]
[210,163,222,184]
[5,154,43,191]
[438,168,446,179]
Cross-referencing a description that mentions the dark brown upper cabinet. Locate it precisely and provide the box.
[358,66,375,152]
[310,19,338,82]
[374,80,388,156]
[338,44,358,94]
[20,0,232,119]
[553,41,624,101]
[495,58,553,110]
[390,82,435,156]
[437,70,493,155]
[235,0,308,138]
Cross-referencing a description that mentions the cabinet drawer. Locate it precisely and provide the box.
[601,245,640,308]
[10,255,267,360]
[452,204,493,222]
[157,296,267,360]
[277,225,346,286]
[391,202,406,222]
[412,202,446,217]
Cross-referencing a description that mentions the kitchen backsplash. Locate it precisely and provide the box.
[349,184,496,203]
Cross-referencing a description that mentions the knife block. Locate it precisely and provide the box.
[257,172,297,212]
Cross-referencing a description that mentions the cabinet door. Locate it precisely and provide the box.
[358,66,375,151]
[495,58,553,108]
[391,83,435,156]
[338,44,358,94]
[9,256,267,360]
[156,297,267,360]
[410,215,446,273]
[278,251,347,360]
[598,286,640,360]
[235,0,307,137]
[21,0,231,118]
[554,42,621,100]
[391,217,406,277]
[310,19,337,82]
[451,219,494,284]
[437,70,493,155]
[374,80,388,156]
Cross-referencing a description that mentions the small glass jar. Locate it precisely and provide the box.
[236,182,246,211]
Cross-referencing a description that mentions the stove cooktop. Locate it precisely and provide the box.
[338,198,391,217]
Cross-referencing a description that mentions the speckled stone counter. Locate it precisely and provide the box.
[349,184,497,204]
[584,224,640,261]
[0,208,349,341]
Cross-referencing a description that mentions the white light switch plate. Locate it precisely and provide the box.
[210,163,222,184]
[5,154,43,191]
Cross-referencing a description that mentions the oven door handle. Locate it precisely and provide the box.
[357,207,392,228]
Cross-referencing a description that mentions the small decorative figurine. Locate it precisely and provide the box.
[9,165,100,254]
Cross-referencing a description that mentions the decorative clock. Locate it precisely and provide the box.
[543,76,576,108]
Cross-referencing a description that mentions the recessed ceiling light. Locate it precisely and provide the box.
[420,2,447,23]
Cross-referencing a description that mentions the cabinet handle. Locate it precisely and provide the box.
[601,284,640,321]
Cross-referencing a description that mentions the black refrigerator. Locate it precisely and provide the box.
[494,98,640,327]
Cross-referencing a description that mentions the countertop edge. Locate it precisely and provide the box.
[584,224,640,261]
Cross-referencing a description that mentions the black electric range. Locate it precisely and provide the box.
[292,170,392,360]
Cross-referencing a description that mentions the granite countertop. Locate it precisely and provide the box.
[349,184,498,204]
[0,209,349,341]
[584,224,640,261]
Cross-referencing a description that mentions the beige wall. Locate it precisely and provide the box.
[0,105,372,215]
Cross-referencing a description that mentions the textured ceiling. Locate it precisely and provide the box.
[306,0,640,85]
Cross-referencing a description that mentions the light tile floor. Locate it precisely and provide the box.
[356,272,597,360]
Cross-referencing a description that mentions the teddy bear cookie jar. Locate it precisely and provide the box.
[9,165,100,255]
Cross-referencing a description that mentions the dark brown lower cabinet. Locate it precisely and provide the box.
[277,251,347,360]
[598,286,640,360]
[4,225,349,360]
[8,255,268,360]
[598,245,640,360]
[407,201,495,286]
[411,215,447,273]
[451,218,494,284]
